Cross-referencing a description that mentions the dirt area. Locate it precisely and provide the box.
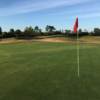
[80,36,100,44]
[34,37,69,43]
[0,37,71,44]
[0,36,100,44]
[0,38,32,44]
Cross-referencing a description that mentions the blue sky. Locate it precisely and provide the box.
[0,0,100,31]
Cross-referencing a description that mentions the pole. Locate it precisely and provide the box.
[77,32,80,77]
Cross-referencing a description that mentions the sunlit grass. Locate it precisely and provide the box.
[0,42,100,100]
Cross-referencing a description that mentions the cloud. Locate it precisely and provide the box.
[0,0,92,16]
[46,1,100,19]
[78,12,100,19]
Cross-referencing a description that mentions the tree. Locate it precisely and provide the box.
[0,27,2,39]
[65,30,71,33]
[79,29,82,33]
[34,26,42,36]
[45,25,56,32]
[0,27,2,35]
[45,25,49,32]
[94,28,100,33]
[24,26,34,34]
[15,29,21,34]
[23,26,35,38]
[34,26,40,33]
[94,28,100,35]
[10,28,14,33]
[15,29,22,38]
[9,28,15,37]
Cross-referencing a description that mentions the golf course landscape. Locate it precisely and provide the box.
[0,0,100,99]
[0,36,100,100]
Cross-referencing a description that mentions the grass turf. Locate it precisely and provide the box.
[0,42,100,100]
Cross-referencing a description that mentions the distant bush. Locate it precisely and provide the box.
[94,28,100,36]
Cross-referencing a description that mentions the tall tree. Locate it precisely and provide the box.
[9,28,15,37]
[0,27,2,35]
[0,27,2,39]
[34,26,40,33]
[45,25,56,32]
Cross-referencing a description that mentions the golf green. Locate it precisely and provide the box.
[0,42,100,100]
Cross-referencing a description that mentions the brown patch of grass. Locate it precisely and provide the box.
[0,36,100,44]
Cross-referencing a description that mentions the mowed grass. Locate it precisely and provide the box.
[0,42,100,100]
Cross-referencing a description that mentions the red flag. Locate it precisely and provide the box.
[73,17,78,33]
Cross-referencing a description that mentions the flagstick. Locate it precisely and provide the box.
[77,32,80,77]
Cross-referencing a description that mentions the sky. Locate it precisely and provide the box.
[0,0,100,31]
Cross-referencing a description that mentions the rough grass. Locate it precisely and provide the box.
[0,42,100,100]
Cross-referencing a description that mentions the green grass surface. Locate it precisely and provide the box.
[0,42,100,100]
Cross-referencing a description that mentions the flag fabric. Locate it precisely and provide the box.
[73,17,78,33]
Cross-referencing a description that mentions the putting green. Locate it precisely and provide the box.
[0,42,100,100]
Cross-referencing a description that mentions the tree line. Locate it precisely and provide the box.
[0,25,100,39]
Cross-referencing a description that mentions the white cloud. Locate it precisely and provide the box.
[46,1,100,19]
[78,12,100,19]
[0,0,92,16]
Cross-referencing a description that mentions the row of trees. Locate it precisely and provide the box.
[0,25,57,39]
[0,26,100,39]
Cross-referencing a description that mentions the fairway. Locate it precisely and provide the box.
[0,42,100,100]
